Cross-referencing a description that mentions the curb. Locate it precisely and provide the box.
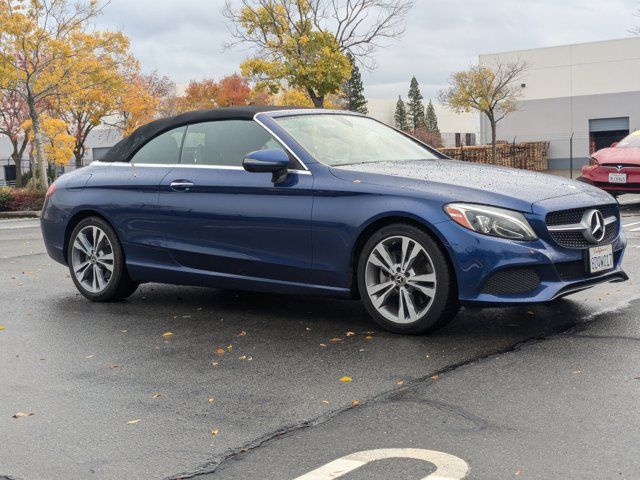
[0,210,41,219]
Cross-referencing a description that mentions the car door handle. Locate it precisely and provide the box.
[170,180,194,192]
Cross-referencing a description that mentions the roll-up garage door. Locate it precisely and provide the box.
[589,117,629,132]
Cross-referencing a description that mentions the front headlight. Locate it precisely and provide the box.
[444,203,538,241]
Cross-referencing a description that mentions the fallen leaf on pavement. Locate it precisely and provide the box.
[322,400,329,404]
[396,380,405,386]
[0,325,5,331]
[126,419,141,425]
[211,429,219,437]
[430,375,439,381]
[237,330,247,337]
[305,327,311,331]
[329,337,342,342]
[365,335,373,340]
[339,376,352,383]
[152,393,161,399]
[214,348,225,356]
[226,344,233,350]
[84,355,95,359]
[12,412,34,418]
[239,355,247,360]
[346,331,356,337]
[162,332,174,338]
[319,343,327,347]
[351,399,360,406]
[108,364,122,369]
[208,397,216,404]
[515,469,522,476]
[572,370,581,374]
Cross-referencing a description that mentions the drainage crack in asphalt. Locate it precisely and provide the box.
[165,321,586,480]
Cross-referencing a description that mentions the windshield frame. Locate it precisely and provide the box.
[267,111,446,167]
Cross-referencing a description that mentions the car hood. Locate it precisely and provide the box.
[330,159,613,213]
[593,147,640,165]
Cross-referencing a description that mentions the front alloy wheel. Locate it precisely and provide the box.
[358,224,459,334]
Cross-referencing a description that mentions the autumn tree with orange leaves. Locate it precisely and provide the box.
[0,0,133,188]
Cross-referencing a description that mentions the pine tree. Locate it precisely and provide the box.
[425,99,439,133]
[407,76,426,132]
[341,52,368,114]
[394,96,409,131]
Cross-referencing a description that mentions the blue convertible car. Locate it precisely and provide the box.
[41,107,627,333]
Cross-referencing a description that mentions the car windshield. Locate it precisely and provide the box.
[274,114,438,166]
[617,130,640,148]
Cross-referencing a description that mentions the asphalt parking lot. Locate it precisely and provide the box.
[1,200,639,480]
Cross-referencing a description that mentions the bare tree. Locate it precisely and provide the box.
[631,8,640,35]
[439,60,528,162]
[224,0,415,69]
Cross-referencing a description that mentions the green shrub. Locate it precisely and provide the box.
[0,188,45,212]
[0,188,12,212]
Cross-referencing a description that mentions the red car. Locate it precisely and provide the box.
[579,131,640,196]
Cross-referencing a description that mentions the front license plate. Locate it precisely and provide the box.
[588,244,614,274]
[609,173,627,184]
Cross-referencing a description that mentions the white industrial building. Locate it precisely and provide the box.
[479,37,640,169]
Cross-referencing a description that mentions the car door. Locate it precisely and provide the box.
[157,120,314,286]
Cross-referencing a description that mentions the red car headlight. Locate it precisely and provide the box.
[588,157,599,166]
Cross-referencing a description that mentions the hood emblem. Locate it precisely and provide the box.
[583,209,605,244]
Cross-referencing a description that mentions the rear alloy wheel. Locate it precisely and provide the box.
[357,224,459,334]
[68,217,138,302]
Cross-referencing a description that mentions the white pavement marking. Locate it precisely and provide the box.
[631,227,640,232]
[293,448,469,480]
[623,221,640,228]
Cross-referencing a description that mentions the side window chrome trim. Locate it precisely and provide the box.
[91,161,312,175]
[253,114,309,171]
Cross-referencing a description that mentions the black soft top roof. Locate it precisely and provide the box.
[103,106,301,162]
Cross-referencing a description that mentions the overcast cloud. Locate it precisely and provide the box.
[95,0,640,100]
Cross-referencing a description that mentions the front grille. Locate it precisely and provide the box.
[555,250,623,280]
[481,268,540,295]
[545,205,617,226]
[545,205,619,249]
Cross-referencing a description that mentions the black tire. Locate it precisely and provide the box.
[67,216,139,302]
[357,223,460,334]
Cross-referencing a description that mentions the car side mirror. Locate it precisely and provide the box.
[243,149,290,184]
[610,141,618,148]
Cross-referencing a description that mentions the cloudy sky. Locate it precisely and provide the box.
[95,0,640,100]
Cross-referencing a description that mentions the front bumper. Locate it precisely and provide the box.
[577,174,640,195]
[438,220,628,306]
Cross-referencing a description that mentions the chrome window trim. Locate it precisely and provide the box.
[253,113,310,171]
[91,160,312,175]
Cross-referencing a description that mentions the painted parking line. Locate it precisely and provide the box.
[623,221,640,228]
[293,448,469,480]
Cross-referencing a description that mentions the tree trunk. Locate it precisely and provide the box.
[74,150,83,169]
[306,88,324,108]
[11,154,22,188]
[490,119,497,163]
[27,96,48,190]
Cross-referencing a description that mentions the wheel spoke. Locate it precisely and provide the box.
[94,227,105,251]
[410,273,436,284]
[407,281,435,298]
[91,265,98,291]
[74,233,92,256]
[371,283,395,309]
[402,288,419,322]
[95,265,107,290]
[374,244,396,273]
[368,280,394,296]
[397,288,406,322]
[403,242,421,271]
[74,260,91,277]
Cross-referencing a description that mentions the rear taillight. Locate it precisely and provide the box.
[588,157,599,166]
[45,182,57,198]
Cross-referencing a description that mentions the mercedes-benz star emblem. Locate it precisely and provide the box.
[582,209,605,244]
